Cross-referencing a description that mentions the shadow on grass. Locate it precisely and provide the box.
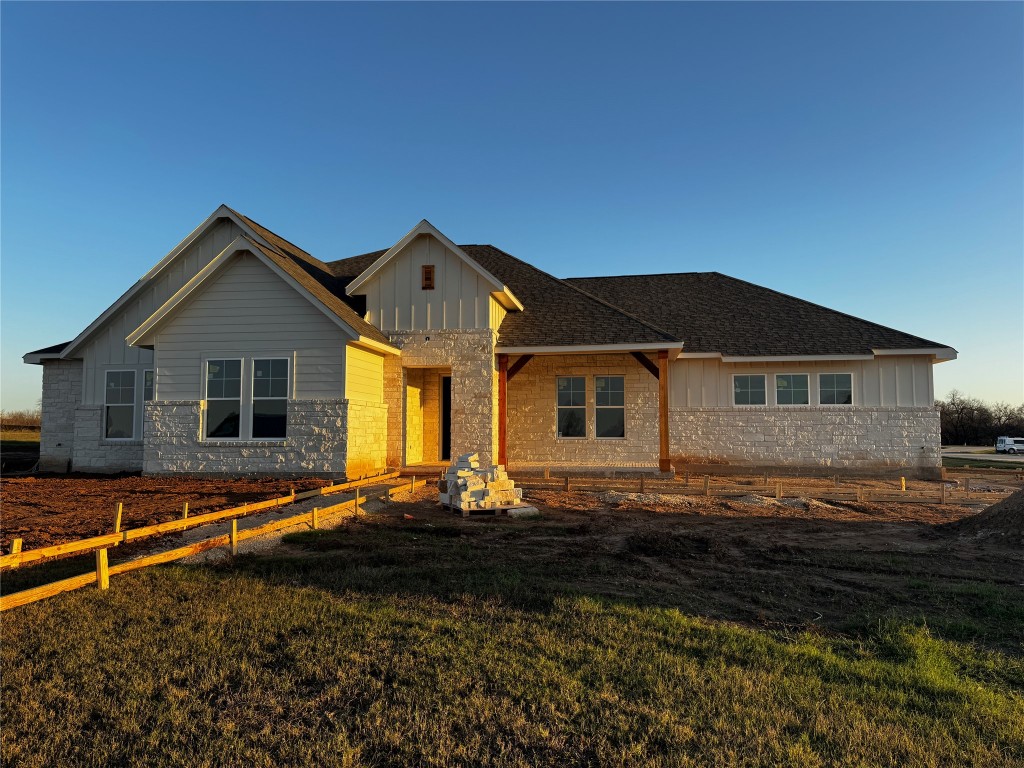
[243,499,1024,656]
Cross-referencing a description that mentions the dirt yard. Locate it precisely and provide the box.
[0,475,333,549]
[291,481,1024,651]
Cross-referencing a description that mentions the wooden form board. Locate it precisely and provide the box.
[0,478,430,612]
[0,471,400,571]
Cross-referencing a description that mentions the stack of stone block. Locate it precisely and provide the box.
[439,453,524,511]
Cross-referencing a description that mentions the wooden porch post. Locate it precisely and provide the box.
[498,353,508,467]
[658,350,671,473]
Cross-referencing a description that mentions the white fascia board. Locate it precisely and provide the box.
[873,347,958,361]
[62,205,279,359]
[346,219,524,311]
[127,237,361,347]
[23,352,65,365]
[496,343,682,357]
[349,336,400,356]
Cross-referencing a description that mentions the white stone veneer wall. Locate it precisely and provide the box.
[72,405,144,472]
[506,353,660,469]
[345,401,388,478]
[388,330,498,467]
[143,399,350,476]
[39,359,82,472]
[670,406,941,471]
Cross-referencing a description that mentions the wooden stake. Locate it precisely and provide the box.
[411,476,416,493]
[96,548,109,590]
[941,482,947,505]
[544,466,550,480]
[355,487,361,515]
[230,519,238,556]
[703,476,710,496]
[966,478,972,499]
[311,507,319,530]
[684,470,689,486]
[182,502,189,520]
[564,476,570,492]
[775,481,783,500]
[11,539,22,555]
[114,503,123,534]
[900,477,906,493]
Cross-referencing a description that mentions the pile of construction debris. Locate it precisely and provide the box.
[439,453,533,515]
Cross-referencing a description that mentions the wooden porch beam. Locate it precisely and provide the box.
[498,353,508,467]
[658,350,671,473]
[631,351,659,379]
[506,354,533,381]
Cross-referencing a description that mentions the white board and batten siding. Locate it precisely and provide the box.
[357,234,505,332]
[78,218,246,404]
[670,356,934,408]
[155,254,348,400]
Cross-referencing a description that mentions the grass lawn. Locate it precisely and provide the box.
[943,456,1022,470]
[2,494,1022,767]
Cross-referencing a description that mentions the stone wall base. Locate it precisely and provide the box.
[73,405,144,473]
[670,406,941,475]
[142,399,351,476]
[39,359,82,472]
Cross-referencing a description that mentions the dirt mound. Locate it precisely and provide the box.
[942,488,1024,542]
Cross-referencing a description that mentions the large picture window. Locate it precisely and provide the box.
[595,375,625,438]
[733,374,766,406]
[104,370,136,439]
[819,373,853,405]
[206,359,242,438]
[252,359,288,439]
[775,374,809,405]
[556,376,586,438]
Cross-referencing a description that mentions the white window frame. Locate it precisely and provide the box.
[556,375,587,439]
[104,369,137,441]
[731,373,767,407]
[594,375,626,440]
[204,358,244,441]
[818,372,855,406]
[774,373,810,407]
[251,357,290,441]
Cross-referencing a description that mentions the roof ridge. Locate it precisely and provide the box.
[710,272,948,348]
[471,244,680,343]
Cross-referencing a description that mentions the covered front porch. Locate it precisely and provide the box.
[498,346,677,475]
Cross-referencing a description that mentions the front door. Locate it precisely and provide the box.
[440,375,452,462]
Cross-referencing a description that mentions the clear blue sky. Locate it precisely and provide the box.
[2,1,1021,410]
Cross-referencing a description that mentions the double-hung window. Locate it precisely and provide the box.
[206,360,242,438]
[104,371,136,439]
[595,376,625,438]
[556,376,586,438]
[775,374,809,405]
[733,374,766,406]
[819,373,853,405]
[252,359,288,439]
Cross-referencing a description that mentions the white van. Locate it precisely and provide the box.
[995,436,1024,454]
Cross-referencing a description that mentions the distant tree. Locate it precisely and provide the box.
[936,391,1024,445]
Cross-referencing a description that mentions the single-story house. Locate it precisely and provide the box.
[24,205,956,478]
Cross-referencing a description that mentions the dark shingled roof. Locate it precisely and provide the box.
[30,210,950,360]
[25,341,71,356]
[327,244,679,347]
[564,272,947,356]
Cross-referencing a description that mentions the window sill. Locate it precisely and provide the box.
[102,439,142,445]
[203,439,288,446]
[596,437,627,441]
[556,436,588,441]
